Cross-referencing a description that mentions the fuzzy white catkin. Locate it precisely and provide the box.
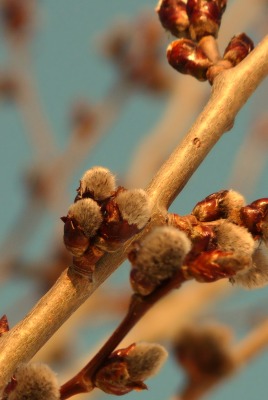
[8,363,60,400]
[115,189,151,229]
[134,226,191,279]
[80,166,116,200]
[67,198,102,237]
[231,245,268,289]
[224,190,245,223]
[126,342,168,381]
[216,221,255,257]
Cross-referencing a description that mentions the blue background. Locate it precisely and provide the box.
[0,1,268,399]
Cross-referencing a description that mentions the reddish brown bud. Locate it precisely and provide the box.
[192,190,245,222]
[96,189,151,251]
[184,249,242,282]
[192,190,229,221]
[223,33,254,66]
[167,39,212,81]
[186,0,227,41]
[94,342,167,395]
[189,224,217,255]
[62,216,90,257]
[156,0,189,37]
[96,197,141,251]
[0,315,9,336]
[240,198,268,237]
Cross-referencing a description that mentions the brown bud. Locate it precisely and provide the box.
[62,216,90,257]
[0,315,9,336]
[96,188,151,251]
[167,39,212,81]
[0,0,34,38]
[184,249,244,282]
[192,190,245,222]
[173,324,234,381]
[94,344,146,395]
[240,198,268,237]
[189,224,217,255]
[167,213,198,236]
[70,100,97,139]
[192,190,229,221]
[97,197,141,251]
[94,342,167,395]
[223,33,254,66]
[186,0,227,41]
[156,0,189,37]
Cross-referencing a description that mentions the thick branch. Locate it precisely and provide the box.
[0,35,267,392]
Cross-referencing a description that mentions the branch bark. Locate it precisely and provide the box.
[0,35,267,392]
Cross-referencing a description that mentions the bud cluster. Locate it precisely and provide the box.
[166,190,268,287]
[157,0,254,83]
[193,190,268,241]
[62,166,151,277]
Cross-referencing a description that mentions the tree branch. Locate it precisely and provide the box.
[0,35,267,392]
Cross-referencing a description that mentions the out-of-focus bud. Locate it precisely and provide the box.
[186,0,227,41]
[129,226,191,295]
[70,100,97,139]
[173,324,234,381]
[100,13,170,95]
[167,39,212,81]
[223,33,254,67]
[156,0,189,37]
[94,342,167,395]
[230,245,268,289]
[192,190,245,223]
[0,71,18,101]
[78,167,116,201]
[8,363,60,400]
[0,0,35,39]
